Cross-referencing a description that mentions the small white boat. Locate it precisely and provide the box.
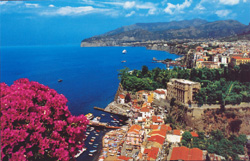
[89,142,93,145]
[90,150,97,153]
[89,153,93,156]
[121,60,126,63]
[74,148,87,158]
[122,49,127,54]
[101,114,105,116]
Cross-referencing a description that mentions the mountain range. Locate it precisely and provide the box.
[81,19,250,47]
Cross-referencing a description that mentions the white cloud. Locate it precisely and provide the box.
[49,4,55,8]
[124,1,136,9]
[125,11,135,17]
[243,0,247,2]
[164,0,192,14]
[0,1,7,5]
[25,3,39,8]
[194,3,205,10]
[219,0,240,5]
[216,9,231,17]
[164,3,176,14]
[41,6,111,16]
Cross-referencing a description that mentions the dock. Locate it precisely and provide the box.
[89,120,121,129]
[94,106,128,117]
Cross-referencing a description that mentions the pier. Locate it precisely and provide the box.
[93,106,128,117]
[89,120,121,129]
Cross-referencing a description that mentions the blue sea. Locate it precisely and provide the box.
[1,45,180,160]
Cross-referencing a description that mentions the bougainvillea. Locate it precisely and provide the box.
[0,78,89,161]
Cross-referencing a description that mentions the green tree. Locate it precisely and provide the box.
[170,98,176,107]
[141,65,149,77]
[182,131,193,148]
[207,144,216,153]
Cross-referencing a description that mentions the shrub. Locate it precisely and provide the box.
[1,79,89,161]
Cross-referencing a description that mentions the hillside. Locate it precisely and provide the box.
[81,19,247,47]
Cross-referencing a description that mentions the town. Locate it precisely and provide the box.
[96,40,250,161]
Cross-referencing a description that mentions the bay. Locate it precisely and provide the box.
[1,45,181,160]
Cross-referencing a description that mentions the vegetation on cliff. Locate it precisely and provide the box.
[181,130,247,160]
[119,63,250,105]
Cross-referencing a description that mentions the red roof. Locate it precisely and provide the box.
[190,131,199,137]
[197,59,204,62]
[170,146,203,161]
[117,156,132,161]
[173,130,181,135]
[150,125,159,129]
[128,124,141,134]
[152,116,163,123]
[154,90,165,94]
[119,94,125,99]
[148,135,165,144]
[161,125,172,131]
[141,107,150,112]
[143,147,159,160]
[232,56,250,60]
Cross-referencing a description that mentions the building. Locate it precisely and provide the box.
[153,89,167,100]
[126,125,144,147]
[170,146,204,161]
[117,94,125,104]
[230,56,250,66]
[167,79,201,104]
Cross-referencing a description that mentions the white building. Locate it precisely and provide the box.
[154,89,167,100]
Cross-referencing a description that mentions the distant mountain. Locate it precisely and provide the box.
[222,23,250,41]
[81,19,247,47]
[102,18,208,36]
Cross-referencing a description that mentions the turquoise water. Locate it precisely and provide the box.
[1,45,180,160]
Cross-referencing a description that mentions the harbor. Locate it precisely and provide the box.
[76,108,128,161]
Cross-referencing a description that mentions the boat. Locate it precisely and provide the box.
[86,132,90,135]
[89,127,94,131]
[95,133,99,136]
[121,60,126,63]
[58,79,63,82]
[89,153,93,156]
[90,150,97,153]
[94,144,99,146]
[96,130,100,133]
[119,119,123,122]
[85,113,94,120]
[89,142,93,145]
[90,139,94,142]
[122,49,127,54]
[101,114,105,116]
[93,145,97,148]
[74,148,87,158]
[110,115,113,118]
[91,137,96,139]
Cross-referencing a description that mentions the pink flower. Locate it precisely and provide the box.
[0,79,88,161]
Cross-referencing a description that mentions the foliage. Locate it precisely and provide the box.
[182,130,248,160]
[0,79,89,161]
[119,63,250,105]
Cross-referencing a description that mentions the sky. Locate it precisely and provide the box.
[1,0,250,46]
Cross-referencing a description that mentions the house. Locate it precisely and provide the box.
[190,131,199,137]
[230,56,250,66]
[166,130,182,143]
[141,107,152,118]
[126,125,144,147]
[153,89,167,100]
[170,146,204,161]
[142,147,159,161]
[117,156,133,161]
[117,94,125,104]
[151,116,164,125]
